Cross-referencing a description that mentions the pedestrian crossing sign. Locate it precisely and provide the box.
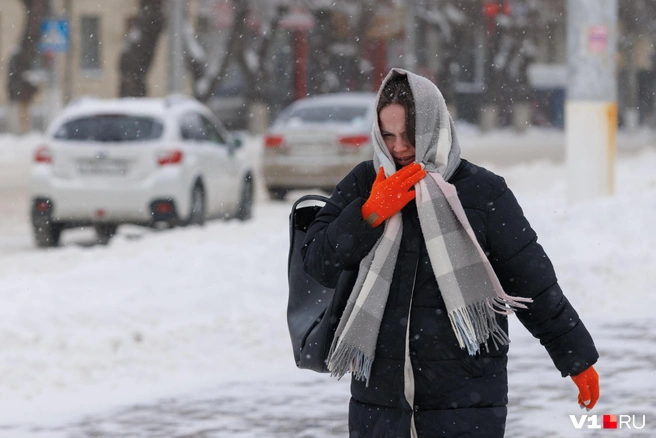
[39,19,69,53]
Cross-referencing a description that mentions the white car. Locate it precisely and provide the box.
[31,96,254,247]
[262,92,377,200]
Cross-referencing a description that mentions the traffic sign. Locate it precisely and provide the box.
[39,19,69,53]
[587,25,609,54]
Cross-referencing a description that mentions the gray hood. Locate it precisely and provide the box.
[372,68,461,180]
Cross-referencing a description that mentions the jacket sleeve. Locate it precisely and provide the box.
[302,162,384,288]
[486,178,599,377]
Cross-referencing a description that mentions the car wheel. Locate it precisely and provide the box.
[268,187,287,201]
[236,175,254,221]
[33,220,63,248]
[186,183,205,226]
[95,224,118,245]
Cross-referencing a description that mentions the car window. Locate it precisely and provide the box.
[200,115,226,144]
[53,115,164,142]
[180,112,207,141]
[276,104,369,126]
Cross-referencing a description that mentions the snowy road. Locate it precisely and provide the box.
[6,318,654,437]
[1,131,655,437]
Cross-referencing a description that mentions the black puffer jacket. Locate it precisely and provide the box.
[303,159,599,438]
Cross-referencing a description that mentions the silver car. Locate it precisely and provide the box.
[262,92,377,200]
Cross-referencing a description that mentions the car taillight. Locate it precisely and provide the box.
[34,199,52,212]
[158,149,183,166]
[153,201,174,214]
[339,135,370,147]
[264,135,284,148]
[34,145,53,163]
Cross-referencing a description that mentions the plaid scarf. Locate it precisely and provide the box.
[327,69,532,384]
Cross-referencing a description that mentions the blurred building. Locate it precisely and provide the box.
[0,0,194,132]
[1,0,655,133]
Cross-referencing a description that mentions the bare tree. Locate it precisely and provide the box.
[183,0,248,102]
[416,1,471,106]
[7,0,50,132]
[181,0,288,132]
[305,0,379,93]
[479,1,539,127]
[355,0,381,88]
[183,0,381,108]
[619,0,656,126]
[118,0,165,97]
[173,1,308,103]
[233,3,289,104]
[306,7,340,94]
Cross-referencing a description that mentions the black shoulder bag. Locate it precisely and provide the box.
[286,194,357,373]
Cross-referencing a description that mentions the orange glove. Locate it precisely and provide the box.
[571,365,599,411]
[362,163,426,228]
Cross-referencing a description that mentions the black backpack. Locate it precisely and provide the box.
[286,194,356,373]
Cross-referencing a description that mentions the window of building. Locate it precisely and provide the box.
[80,15,101,70]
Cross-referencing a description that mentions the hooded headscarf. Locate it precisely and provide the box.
[373,68,462,179]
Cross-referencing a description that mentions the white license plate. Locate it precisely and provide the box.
[290,143,331,155]
[77,158,130,175]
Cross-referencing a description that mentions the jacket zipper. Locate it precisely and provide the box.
[404,256,420,438]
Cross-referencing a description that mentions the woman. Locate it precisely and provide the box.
[301,69,599,437]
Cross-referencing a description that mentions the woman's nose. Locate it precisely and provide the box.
[394,138,408,151]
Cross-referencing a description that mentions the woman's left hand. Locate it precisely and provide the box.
[361,163,426,227]
[571,365,599,411]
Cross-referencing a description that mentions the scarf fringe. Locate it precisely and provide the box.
[487,295,531,316]
[326,339,373,384]
[494,292,533,309]
[448,299,514,355]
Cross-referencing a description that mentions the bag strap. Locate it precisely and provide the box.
[291,194,339,214]
[288,194,341,278]
[290,194,340,236]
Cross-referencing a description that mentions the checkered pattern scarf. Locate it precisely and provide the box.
[327,69,532,384]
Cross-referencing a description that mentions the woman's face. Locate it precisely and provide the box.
[379,103,416,168]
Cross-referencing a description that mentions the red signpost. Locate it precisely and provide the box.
[281,6,314,100]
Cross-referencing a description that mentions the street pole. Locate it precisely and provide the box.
[404,0,417,72]
[168,0,185,94]
[63,0,73,105]
[45,51,61,128]
[566,0,618,203]
[46,0,62,128]
[45,0,64,128]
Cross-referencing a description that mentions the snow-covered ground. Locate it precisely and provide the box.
[0,129,655,437]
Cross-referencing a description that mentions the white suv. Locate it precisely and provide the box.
[30,96,254,247]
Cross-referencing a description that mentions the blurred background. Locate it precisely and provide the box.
[1,0,655,135]
[1,2,655,436]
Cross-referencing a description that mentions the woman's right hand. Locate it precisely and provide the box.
[361,163,426,227]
